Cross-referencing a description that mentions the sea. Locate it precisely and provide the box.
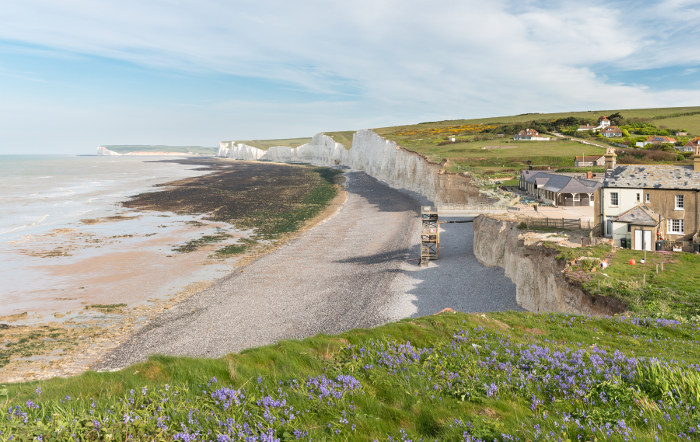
[0,155,236,319]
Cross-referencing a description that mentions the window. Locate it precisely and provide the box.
[610,192,619,206]
[636,193,641,202]
[645,193,650,203]
[669,219,684,234]
[675,195,684,210]
[573,193,580,201]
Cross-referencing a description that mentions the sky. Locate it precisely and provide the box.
[1,0,700,154]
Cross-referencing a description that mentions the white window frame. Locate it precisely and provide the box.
[636,193,641,202]
[675,195,684,210]
[668,219,684,234]
[645,193,650,204]
[610,192,619,207]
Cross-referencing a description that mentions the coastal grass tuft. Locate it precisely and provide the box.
[84,303,128,313]
[2,311,700,440]
[172,231,232,253]
[215,238,259,257]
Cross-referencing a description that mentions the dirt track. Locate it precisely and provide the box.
[96,171,518,370]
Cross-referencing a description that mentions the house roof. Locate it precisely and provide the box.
[684,137,700,147]
[517,128,540,136]
[645,135,676,143]
[521,170,601,194]
[601,126,622,133]
[613,205,660,226]
[604,165,700,190]
[599,116,609,121]
[575,155,603,161]
[578,124,596,130]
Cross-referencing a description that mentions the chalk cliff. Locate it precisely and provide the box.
[218,130,489,205]
[96,146,121,156]
[472,215,626,316]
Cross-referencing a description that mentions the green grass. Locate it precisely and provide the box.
[233,138,312,150]
[172,231,232,253]
[2,311,700,440]
[548,243,700,319]
[215,238,259,257]
[84,303,127,312]
[325,131,355,149]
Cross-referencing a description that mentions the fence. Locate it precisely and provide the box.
[518,217,598,231]
[437,202,509,213]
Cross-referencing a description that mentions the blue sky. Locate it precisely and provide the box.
[1,0,699,154]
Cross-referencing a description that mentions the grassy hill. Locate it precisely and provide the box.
[369,106,700,177]
[2,311,699,440]
[106,145,218,155]
[230,138,312,150]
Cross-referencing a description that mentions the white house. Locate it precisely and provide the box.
[595,147,700,251]
[514,129,551,141]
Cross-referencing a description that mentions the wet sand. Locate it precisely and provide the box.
[0,159,343,383]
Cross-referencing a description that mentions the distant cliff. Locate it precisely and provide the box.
[218,130,492,205]
[97,145,217,156]
[97,146,121,156]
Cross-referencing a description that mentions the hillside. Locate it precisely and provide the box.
[370,106,700,178]
[2,311,699,440]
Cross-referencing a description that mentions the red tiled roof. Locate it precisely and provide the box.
[645,136,676,143]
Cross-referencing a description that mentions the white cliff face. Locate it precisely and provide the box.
[218,130,487,205]
[96,146,121,156]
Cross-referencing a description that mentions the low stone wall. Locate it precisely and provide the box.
[472,215,626,316]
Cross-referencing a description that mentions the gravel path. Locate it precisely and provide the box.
[96,172,517,371]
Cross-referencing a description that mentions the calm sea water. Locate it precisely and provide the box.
[0,155,207,243]
[0,155,231,317]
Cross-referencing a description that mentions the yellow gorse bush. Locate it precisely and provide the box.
[396,124,498,137]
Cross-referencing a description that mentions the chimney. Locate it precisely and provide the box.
[604,146,617,170]
[587,171,592,179]
[695,144,700,172]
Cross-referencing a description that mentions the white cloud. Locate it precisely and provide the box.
[1,0,699,152]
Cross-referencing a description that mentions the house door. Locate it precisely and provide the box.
[634,230,652,251]
[643,230,652,251]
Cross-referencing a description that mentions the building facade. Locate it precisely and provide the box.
[520,170,600,206]
[595,148,700,251]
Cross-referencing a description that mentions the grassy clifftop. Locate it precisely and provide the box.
[2,311,699,440]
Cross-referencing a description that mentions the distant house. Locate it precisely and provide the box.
[574,155,605,167]
[514,129,551,141]
[679,137,700,153]
[675,131,688,137]
[577,116,612,132]
[600,126,623,138]
[637,135,677,147]
[520,170,601,206]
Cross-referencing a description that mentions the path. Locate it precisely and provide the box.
[96,172,517,370]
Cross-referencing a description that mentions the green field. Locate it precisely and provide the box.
[106,145,218,154]
[234,137,312,150]
[548,242,700,319]
[2,311,699,440]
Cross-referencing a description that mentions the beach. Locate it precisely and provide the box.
[0,156,343,382]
